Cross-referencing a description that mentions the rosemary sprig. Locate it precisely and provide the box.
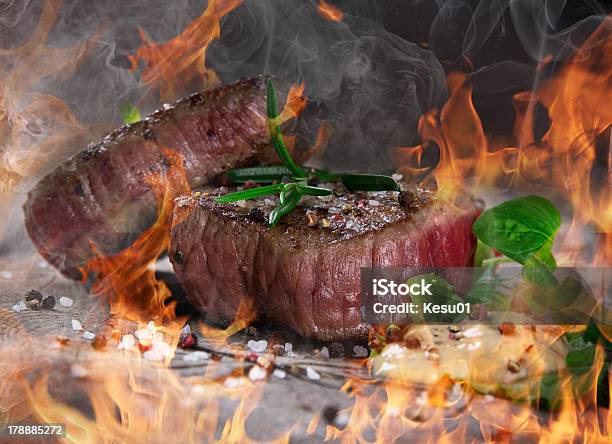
[267,81,305,178]
[215,79,401,227]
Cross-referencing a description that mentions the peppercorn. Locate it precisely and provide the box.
[42,295,56,310]
[306,212,318,227]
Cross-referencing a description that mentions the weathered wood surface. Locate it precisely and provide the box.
[0,258,372,443]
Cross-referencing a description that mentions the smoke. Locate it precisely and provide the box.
[0,0,447,253]
[207,0,447,171]
[425,0,609,92]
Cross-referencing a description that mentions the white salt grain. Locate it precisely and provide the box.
[272,369,286,379]
[117,334,135,350]
[248,365,267,381]
[353,345,369,358]
[143,349,164,361]
[82,331,96,340]
[320,346,330,359]
[306,366,320,380]
[392,173,404,181]
[183,351,210,362]
[12,301,26,312]
[247,340,268,353]
[70,364,89,378]
[284,342,297,357]
[0,270,13,279]
[59,297,74,307]
[367,200,381,207]
[223,377,245,389]
[71,319,83,331]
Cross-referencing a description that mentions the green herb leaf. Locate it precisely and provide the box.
[406,274,466,323]
[464,267,511,311]
[266,80,305,178]
[121,104,141,124]
[565,340,596,376]
[224,166,293,183]
[340,174,401,192]
[472,195,561,265]
[474,240,494,267]
[269,188,301,227]
[214,184,285,203]
[295,183,333,197]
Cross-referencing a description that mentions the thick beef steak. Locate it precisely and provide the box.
[169,185,479,340]
[24,76,271,279]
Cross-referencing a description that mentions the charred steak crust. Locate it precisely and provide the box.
[24,76,272,279]
[169,187,479,341]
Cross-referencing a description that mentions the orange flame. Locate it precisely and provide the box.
[79,146,190,326]
[128,0,243,100]
[317,0,344,22]
[394,18,612,265]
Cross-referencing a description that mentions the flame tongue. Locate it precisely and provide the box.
[80,147,189,327]
[394,18,612,265]
[128,0,244,100]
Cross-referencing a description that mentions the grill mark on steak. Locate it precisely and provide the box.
[24,76,273,279]
[169,186,479,341]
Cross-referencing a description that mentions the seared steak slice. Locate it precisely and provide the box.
[24,76,271,279]
[169,185,479,341]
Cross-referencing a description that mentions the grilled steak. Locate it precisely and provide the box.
[24,76,272,279]
[169,185,479,341]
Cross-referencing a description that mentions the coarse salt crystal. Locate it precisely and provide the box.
[320,346,330,359]
[70,364,89,378]
[248,365,267,381]
[272,369,286,379]
[71,319,83,331]
[236,200,248,207]
[59,296,74,307]
[263,198,275,207]
[247,340,268,353]
[183,351,210,362]
[392,173,404,181]
[224,377,245,389]
[143,349,164,361]
[118,334,135,350]
[82,331,96,340]
[306,366,320,380]
[0,270,13,279]
[284,342,297,357]
[353,345,369,358]
[12,301,26,312]
[367,200,380,207]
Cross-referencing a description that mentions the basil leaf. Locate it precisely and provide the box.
[522,254,558,287]
[407,274,466,323]
[464,267,511,311]
[266,80,305,178]
[269,188,301,227]
[341,174,401,192]
[214,184,284,203]
[472,195,561,265]
[474,240,494,267]
[121,104,141,124]
[566,341,596,376]
[295,183,332,197]
[224,166,293,183]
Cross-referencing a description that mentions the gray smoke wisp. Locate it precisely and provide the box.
[0,0,447,254]
[207,0,447,172]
